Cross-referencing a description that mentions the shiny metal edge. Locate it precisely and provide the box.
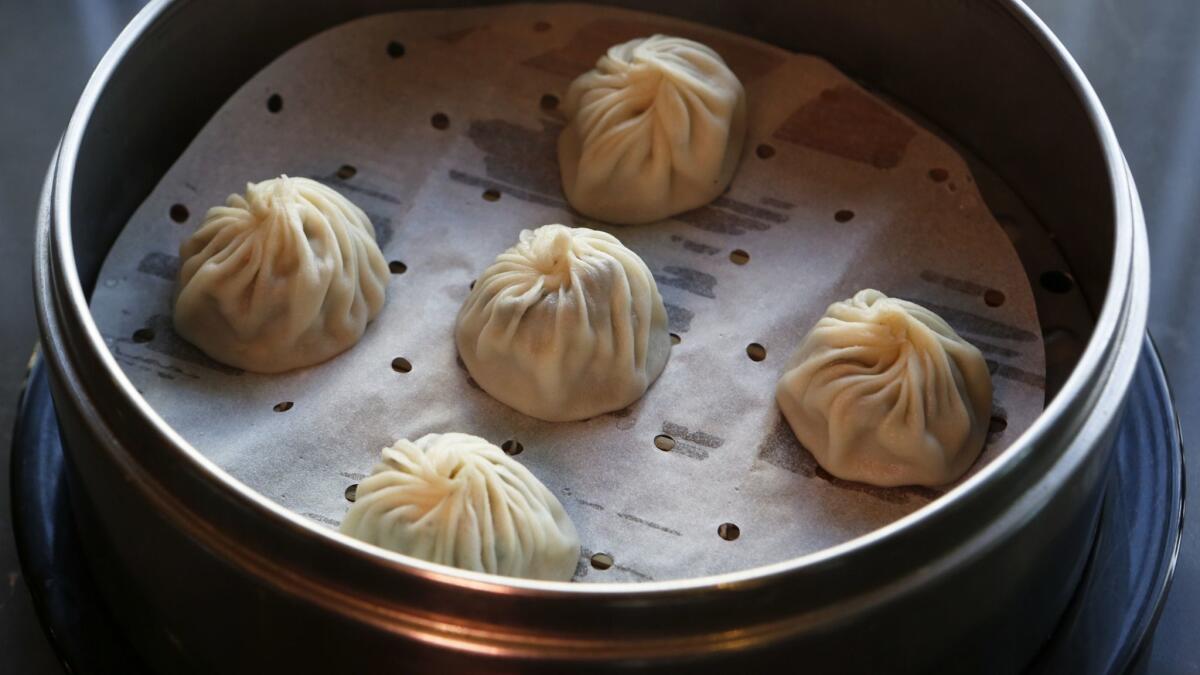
[1118,313,1186,674]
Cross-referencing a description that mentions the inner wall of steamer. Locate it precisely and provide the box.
[66,0,1113,406]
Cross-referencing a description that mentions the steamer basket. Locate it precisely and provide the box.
[32,0,1150,672]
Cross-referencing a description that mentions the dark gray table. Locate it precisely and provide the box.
[1,1,1196,671]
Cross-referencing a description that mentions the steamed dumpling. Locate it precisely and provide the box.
[174,175,389,373]
[776,290,992,487]
[340,433,580,581]
[558,35,747,225]
[456,224,670,422]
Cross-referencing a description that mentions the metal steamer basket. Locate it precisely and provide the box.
[32,0,1149,672]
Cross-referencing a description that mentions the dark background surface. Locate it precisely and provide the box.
[1,0,1196,672]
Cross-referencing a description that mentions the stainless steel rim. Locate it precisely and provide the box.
[36,0,1148,613]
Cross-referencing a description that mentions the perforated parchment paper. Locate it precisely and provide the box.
[88,4,1046,582]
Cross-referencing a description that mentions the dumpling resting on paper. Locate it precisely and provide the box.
[174,175,389,373]
[340,433,581,581]
[456,224,670,421]
[776,289,993,487]
[558,34,747,225]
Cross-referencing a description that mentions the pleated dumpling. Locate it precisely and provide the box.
[456,224,670,422]
[174,175,389,373]
[340,433,581,581]
[776,290,993,487]
[558,35,747,225]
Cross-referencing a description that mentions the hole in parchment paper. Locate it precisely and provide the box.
[388,260,407,274]
[984,289,1006,307]
[391,357,412,373]
[345,484,358,502]
[834,209,855,223]
[169,204,189,223]
[482,189,501,202]
[386,41,406,59]
[1044,326,1084,394]
[718,523,740,541]
[132,328,155,343]
[989,416,1008,434]
[1044,326,1083,365]
[669,333,681,345]
[929,168,950,182]
[273,401,294,413]
[267,94,283,113]
[729,249,750,265]
[871,149,901,169]
[533,20,552,32]
[540,94,559,110]
[746,343,767,362]
[755,143,775,159]
[590,552,613,570]
[995,213,1022,244]
[1040,270,1074,294]
[431,112,450,130]
[654,434,675,452]
[502,440,523,456]
[336,165,357,180]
